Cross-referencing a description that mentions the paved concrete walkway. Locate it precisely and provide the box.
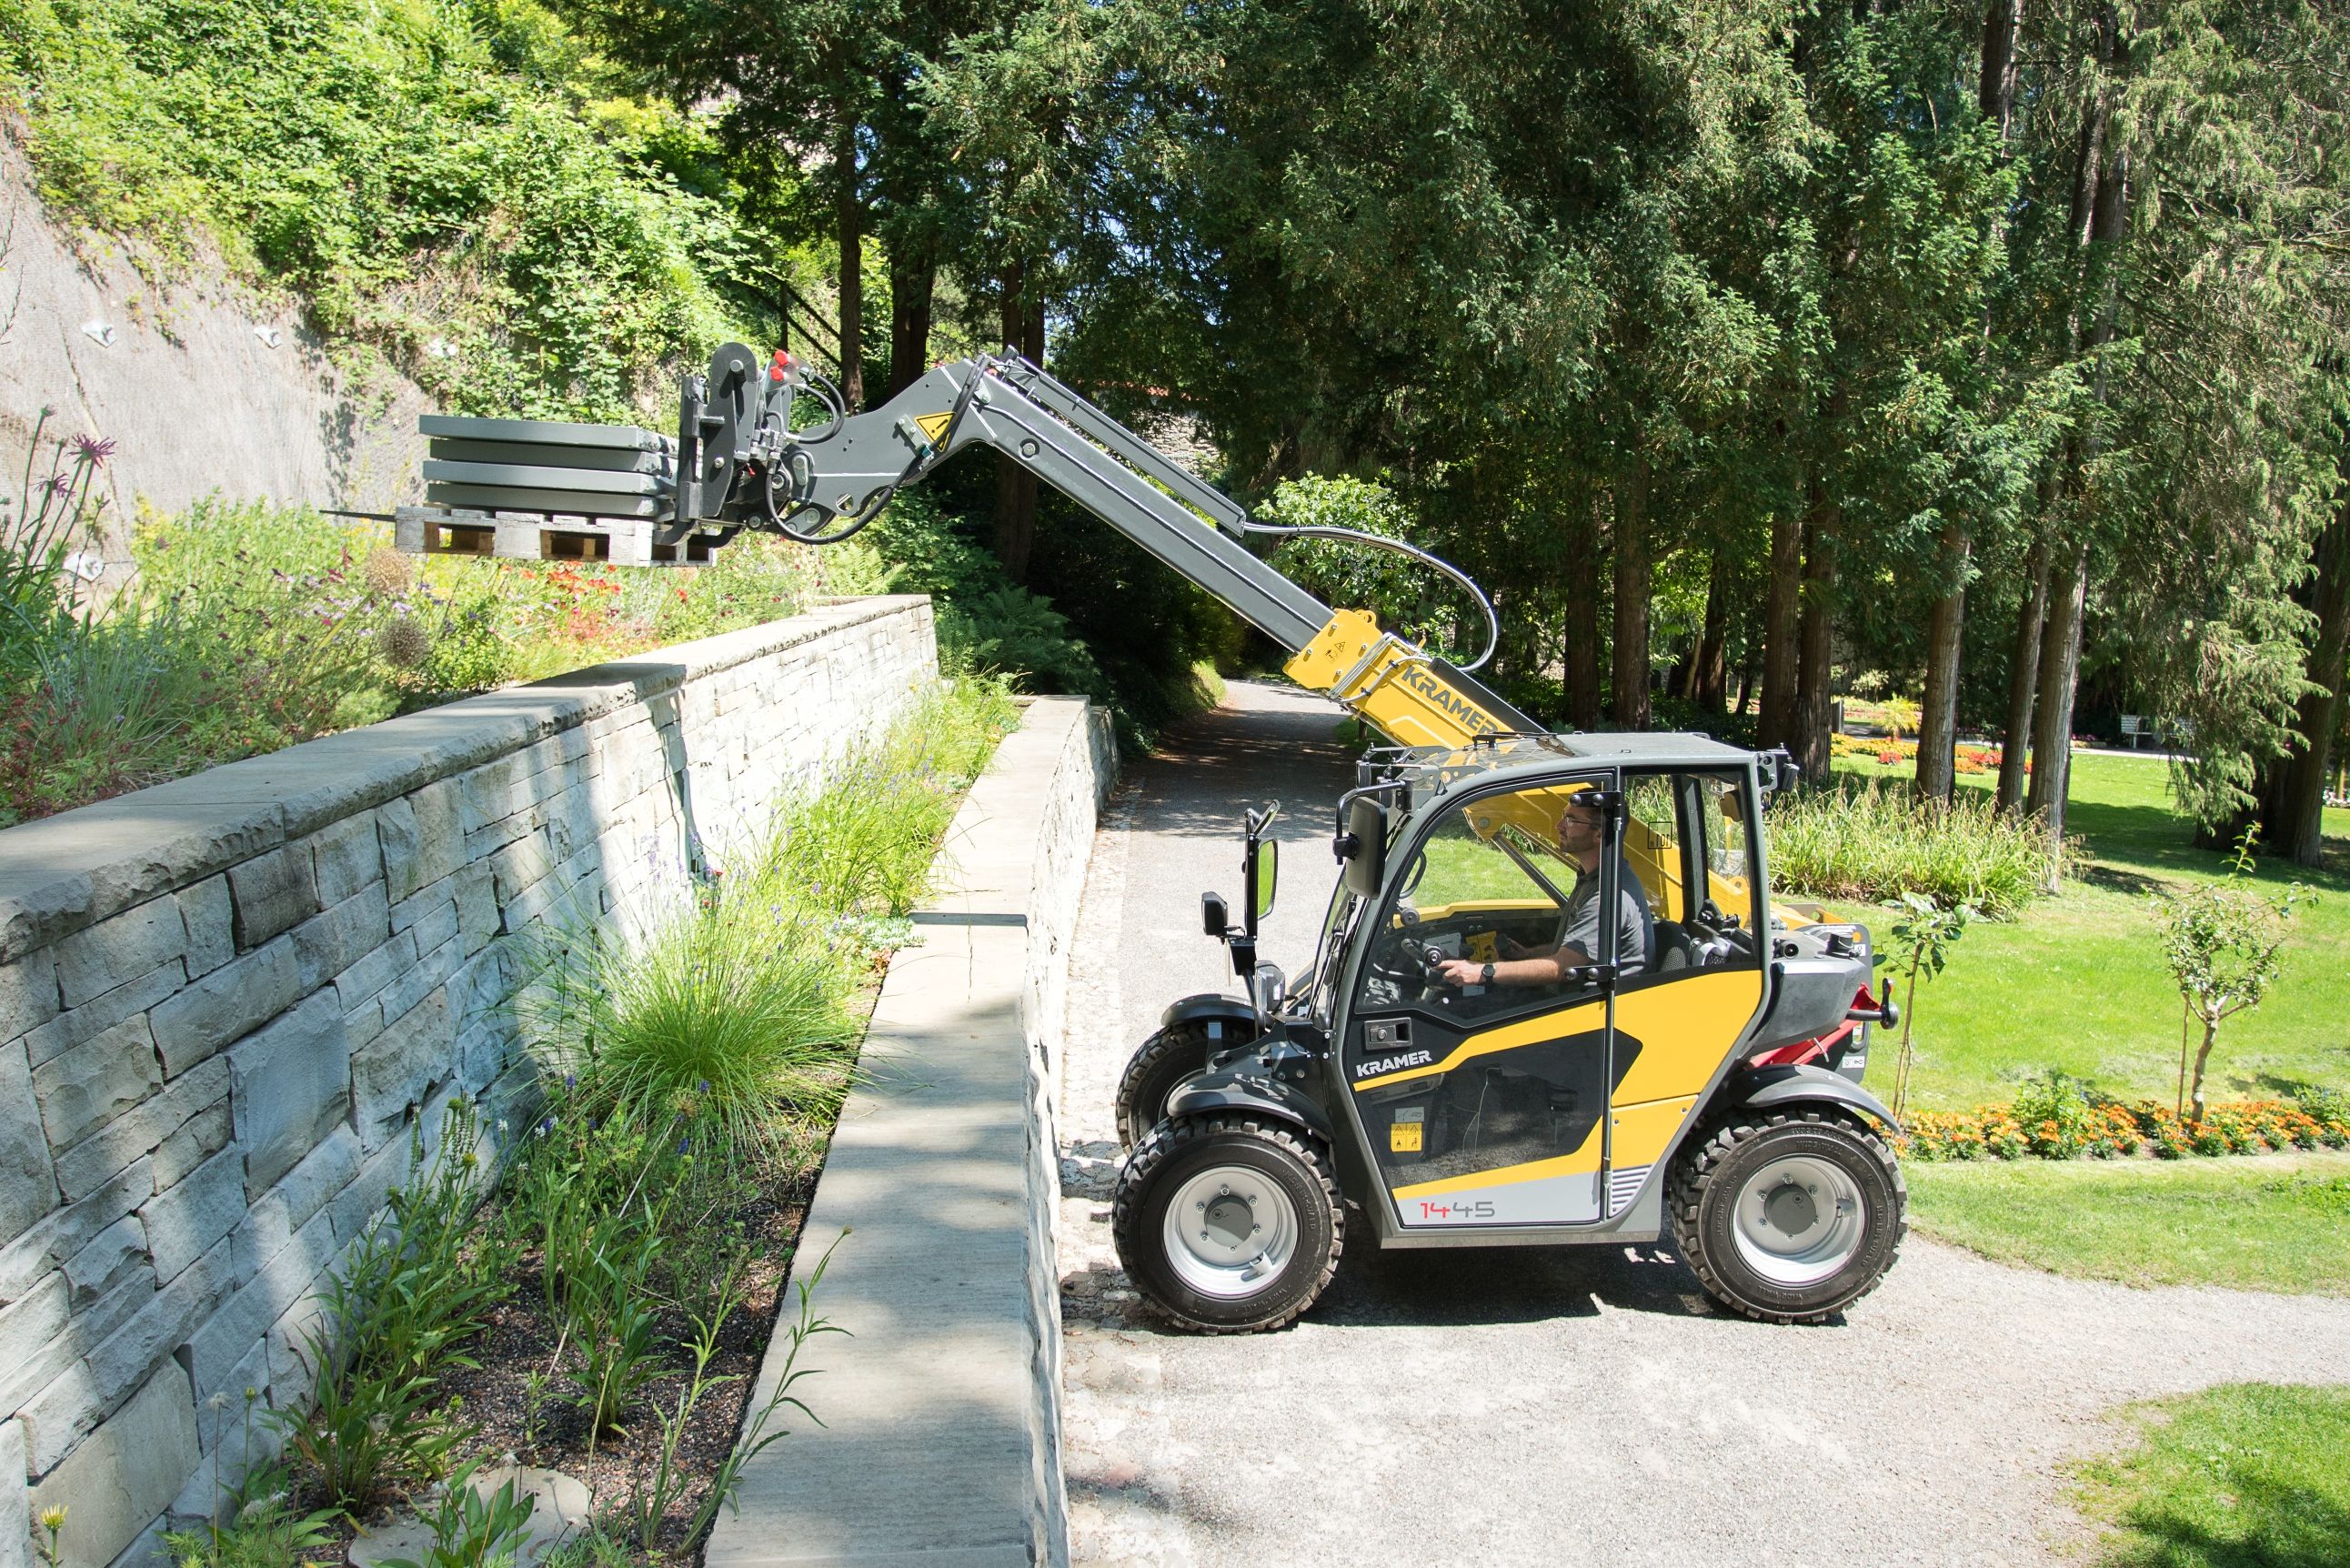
[708,697,1109,1568]
[1057,681,2350,1568]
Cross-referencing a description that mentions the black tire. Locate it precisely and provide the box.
[1113,1115,1343,1332]
[1667,1108,1907,1324]
[1113,1022,1219,1150]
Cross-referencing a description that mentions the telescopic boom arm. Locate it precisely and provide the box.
[418,342,1534,750]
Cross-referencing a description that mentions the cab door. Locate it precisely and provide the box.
[1341,772,1623,1229]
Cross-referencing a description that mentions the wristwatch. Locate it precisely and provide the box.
[1480,961,1496,985]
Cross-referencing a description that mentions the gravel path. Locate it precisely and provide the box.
[1056,680,2350,1568]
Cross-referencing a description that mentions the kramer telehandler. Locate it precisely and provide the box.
[404,342,1908,1332]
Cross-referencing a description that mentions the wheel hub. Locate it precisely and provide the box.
[1161,1164,1301,1298]
[1730,1154,1866,1289]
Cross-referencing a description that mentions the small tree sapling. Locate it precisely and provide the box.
[2152,830,2311,1121]
[1885,891,1975,1121]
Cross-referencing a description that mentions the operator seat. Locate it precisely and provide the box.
[1650,920,1705,973]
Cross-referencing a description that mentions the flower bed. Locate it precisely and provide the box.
[1903,1091,2350,1162]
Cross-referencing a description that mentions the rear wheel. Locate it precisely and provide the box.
[1668,1108,1905,1323]
[1113,1022,1221,1149]
[1113,1115,1342,1332]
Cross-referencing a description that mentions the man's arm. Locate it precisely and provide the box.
[1435,938,1593,990]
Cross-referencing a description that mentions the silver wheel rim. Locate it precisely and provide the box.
[1731,1154,1866,1288]
[1160,1162,1301,1300]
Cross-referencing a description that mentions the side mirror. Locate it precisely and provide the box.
[1341,796,1387,898]
[1201,891,1230,939]
[1249,839,1279,926]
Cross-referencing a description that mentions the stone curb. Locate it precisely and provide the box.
[705,696,1114,1568]
[0,598,929,962]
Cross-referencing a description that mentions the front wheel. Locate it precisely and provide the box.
[1668,1109,1906,1323]
[1113,1115,1342,1332]
[1113,1022,1220,1150]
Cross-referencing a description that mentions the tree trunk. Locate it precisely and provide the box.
[1563,502,1604,730]
[1997,535,2050,812]
[2260,507,2350,866]
[1915,516,1972,803]
[884,243,936,400]
[2189,1015,2219,1123]
[991,259,1039,582]
[1761,506,1803,751]
[1693,553,1730,712]
[833,117,865,411]
[1796,469,1839,784]
[1610,457,1652,729]
[1979,0,2020,134]
[1735,658,1757,718]
[2025,540,2090,882]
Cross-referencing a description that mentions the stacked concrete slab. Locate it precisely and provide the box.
[0,596,937,1568]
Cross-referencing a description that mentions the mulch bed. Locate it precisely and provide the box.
[435,1165,822,1558]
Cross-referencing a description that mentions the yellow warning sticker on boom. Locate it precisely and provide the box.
[914,412,954,447]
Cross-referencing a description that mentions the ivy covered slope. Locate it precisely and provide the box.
[0,0,793,419]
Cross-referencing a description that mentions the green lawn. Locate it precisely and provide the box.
[1907,1150,2350,1294]
[1828,751,2350,1111]
[2067,1383,2350,1567]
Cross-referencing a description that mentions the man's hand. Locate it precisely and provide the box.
[1434,957,1486,989]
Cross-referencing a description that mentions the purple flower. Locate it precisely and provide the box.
[70,434,115,465]
[44,474,74,498]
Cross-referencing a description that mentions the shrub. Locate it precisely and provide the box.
[1767,779,2055,917]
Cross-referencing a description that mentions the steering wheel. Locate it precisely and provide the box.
[1367,938,1446,989]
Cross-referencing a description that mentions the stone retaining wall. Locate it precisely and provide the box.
[0,597,937,1568]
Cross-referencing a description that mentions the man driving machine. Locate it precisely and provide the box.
[1433,793,1652,990]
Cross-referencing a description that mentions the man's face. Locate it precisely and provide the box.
[1557,800,1603,857]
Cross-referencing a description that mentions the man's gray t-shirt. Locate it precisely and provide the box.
[1560,856,1652,970]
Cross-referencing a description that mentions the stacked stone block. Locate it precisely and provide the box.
[0,597,936,1568]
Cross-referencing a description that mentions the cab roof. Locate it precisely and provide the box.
[1361,729,1762,796]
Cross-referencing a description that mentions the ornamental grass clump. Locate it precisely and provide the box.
[527,902,858,1164]
[1767,779,2053,917]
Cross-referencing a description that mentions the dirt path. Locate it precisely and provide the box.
[1057,680,2350,1568]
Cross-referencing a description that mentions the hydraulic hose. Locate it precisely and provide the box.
[1230,518,1501,672]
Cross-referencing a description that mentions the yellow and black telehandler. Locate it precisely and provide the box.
[405,342,1909,1332]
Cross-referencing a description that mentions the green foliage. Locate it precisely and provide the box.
[1,482,813,820]
[379,1460,538,1568]
[161,1462,339,1568]
[0,0,780,417]
[1768,780,2049,918]
[1260,476,1478,661]
[2068,1383,2350,1565]
[0,415,110,693]
[276,1102,511,1514]
[823,492,1107,698]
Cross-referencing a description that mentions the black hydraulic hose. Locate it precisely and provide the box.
[1230,518,1501,672]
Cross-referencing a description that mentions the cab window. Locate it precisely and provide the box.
[1357,781,1599,1021]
